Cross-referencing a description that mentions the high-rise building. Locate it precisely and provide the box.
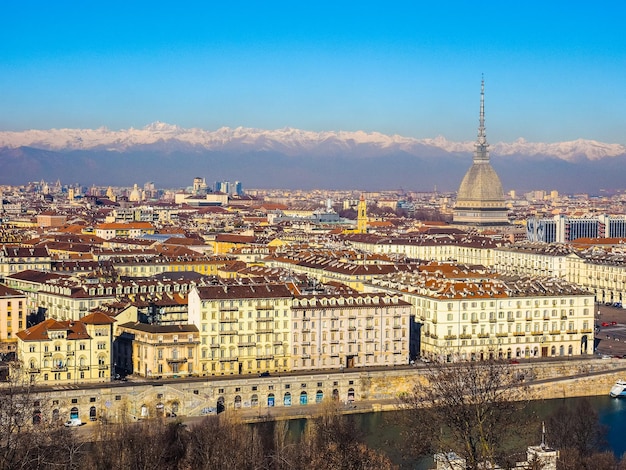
[453,79,509,226]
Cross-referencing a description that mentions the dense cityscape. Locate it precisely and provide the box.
[1,85,626,469]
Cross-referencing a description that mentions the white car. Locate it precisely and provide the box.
[64,419,82,427]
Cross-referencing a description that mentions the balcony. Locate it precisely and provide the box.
[348,326,356,331]
[566,330,578,335]
[477,333,489,338]
[78,365,90,371]
[513,332,525,336]
[495,333,508,338]
[549,330,561,335]
[489,318,497,323]
[365,325,374,330]
[459,334,472,339]
[210,344,220,348]
[52,366,68,372]
[471,319,479,324]
[507,317,515,322]
[393,324,402,329]
[28,368,40,374]
[256,355,274,361]
[257,328,274,334]
[166,357,188,364]
[220,329,238,335]
[219,317,238,323]
[444,335,457,340]
[98,364,108,370]
[219,357,238,362]
[238,342,256,347]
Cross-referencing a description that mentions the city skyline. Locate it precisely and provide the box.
[1,2,625,145]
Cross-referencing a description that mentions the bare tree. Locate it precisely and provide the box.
[401,359,531,470]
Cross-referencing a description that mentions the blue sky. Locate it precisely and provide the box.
[1,1,625,143]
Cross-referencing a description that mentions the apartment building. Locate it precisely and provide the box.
[0,284,27,353]
[115,322,200,378]
[290,292,411,371]
[368,264,595,362]
[188,284,293,376]
[16,311,115,384]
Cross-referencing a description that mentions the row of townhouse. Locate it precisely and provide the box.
[342,233,505,266]
[345,234,626,307]
[187,284,412,376]
[5,271,206,321]
[0,246,51,278]
[263,250,420,290]
[96,255,233,277]
[367,264,595,362]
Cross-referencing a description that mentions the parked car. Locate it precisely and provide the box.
[611,321,618,326]
[64,419,82,427]
[602,322,610,327]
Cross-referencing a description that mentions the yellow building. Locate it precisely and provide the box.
[115,322,200,378]
[16,312,115,385]
[188,284,293,376]
[0,284,27,354]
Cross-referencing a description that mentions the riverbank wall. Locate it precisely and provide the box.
[14,358,626,424]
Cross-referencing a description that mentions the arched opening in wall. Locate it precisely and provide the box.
[70,407,79,420]
[347,388,355,402]
[315,390,324,403]
[32,410,42,425]
[581,335,588,354]
[506,348,512,359]
[568,345,573,355]
[559,345,565,356]
[524,347,530,358]
[140,405,148,419]
[52,409,60,422]
[267,393,275,407]
[251,394,258,407]
[299,391,307,405]
[156,403,164,417]
[171,401,179,415]
[332,389,339,401]
[533,347,539,357]
[479,351,484,361]
[216,396,225,414]
[283,392,292,406]
[551,346,556,356]
[234,395,242,409]
[89,406,97,421]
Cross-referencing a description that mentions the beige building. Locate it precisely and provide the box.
[188,284,293,376]
[368,265,595,362]
[115,322,199,378]
[290,292,411,371]
[16,312,115,385]
[0,284,28,353]
[0,246,51,277]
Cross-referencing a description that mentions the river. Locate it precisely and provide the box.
[283,395,626,469]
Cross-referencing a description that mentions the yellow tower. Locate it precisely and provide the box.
[357,194,368,234]
[68,187,75,203]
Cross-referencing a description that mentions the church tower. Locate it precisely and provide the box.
[453,78,509,226]
[357,194,368,234]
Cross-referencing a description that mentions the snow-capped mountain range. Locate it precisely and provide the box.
[0,122,624,161]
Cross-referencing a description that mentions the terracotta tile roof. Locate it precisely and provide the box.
[80,311,116,325]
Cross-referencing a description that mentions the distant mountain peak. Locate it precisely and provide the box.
[0,124,624,161]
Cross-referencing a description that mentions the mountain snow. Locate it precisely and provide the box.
[0,122,624,161]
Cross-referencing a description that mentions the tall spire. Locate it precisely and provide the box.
[474,75,490,162]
